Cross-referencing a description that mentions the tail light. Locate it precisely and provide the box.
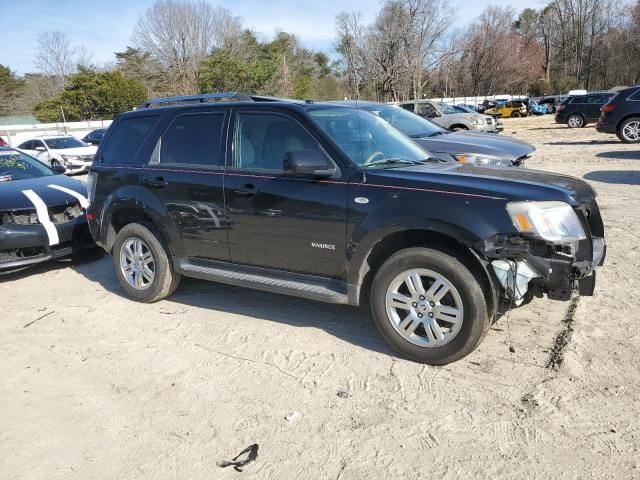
[601,103,616,113]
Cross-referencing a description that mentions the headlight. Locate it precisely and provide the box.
[452,153,513,168]
[506,201,586,244]
[471,115,485,125]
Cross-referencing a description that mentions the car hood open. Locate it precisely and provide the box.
[414,131,535,162]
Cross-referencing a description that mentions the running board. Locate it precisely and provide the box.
[178,258,352,305]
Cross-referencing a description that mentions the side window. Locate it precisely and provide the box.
[18,141,33,149]
[629,90,640,101]
[32,140,45,150]
[101,116,159,165]
[234,113,324,172]
[416,103,437,117]
[584,94,600,104]
[400,103,415,113]
[161,113,225,166]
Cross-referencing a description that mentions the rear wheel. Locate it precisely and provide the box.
[511,111,522,118]
[369,248,489,365]
[112,222,181,302]
[567,114,584,128]
[617,117,640,143]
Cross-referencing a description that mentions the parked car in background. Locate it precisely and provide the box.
[537,96,559,114]
[597,85,640,143]
[0,136,8,147]
[16,135,97,174]
[82,128,107,145]
[88,92,604,365]
[555,91,616,128]
[340,101,528,167]
[486,100,528,118]
[527,100,548,115]
[397,100,499,132]
[0,147,93,272]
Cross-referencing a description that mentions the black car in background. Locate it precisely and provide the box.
[555,92,616,128]
[82,128,107,145]
[87,92,605,365]
[0,148,93,271]
[596,85,640,143]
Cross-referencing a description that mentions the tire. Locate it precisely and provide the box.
[369,247,489,365]
[511,111,521,118]
[617,117,640,143]
[567,114,584,128]
[112,222,181,302]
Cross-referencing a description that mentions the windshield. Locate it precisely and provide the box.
[0,150,54,182]
[308,106,435,168]
[44,137,88,149]
[435,103,460,115]
[452,105,476,114]
[359,104,446,138]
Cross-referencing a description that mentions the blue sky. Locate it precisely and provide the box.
[1,0,538,74]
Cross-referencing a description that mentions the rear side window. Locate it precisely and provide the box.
[629,90,640,101]
[160,113,225,167]
[101,116,159,165]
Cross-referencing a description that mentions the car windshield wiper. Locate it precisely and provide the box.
[363,158,424,168]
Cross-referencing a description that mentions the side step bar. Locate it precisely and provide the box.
[178,258,352,305]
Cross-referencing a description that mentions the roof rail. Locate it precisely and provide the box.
[138,92,253,109]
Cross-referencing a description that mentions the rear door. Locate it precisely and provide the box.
[224,107,348,278]
[139,109,230,261]
[583,94,602,121]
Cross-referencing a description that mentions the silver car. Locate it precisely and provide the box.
[395,100,499,133]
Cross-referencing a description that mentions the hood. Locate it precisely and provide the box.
[0,174,87,211]
[53,146,97,156]
[365,163,596,205]
[414,131,535,161]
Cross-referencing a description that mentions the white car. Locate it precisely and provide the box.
[16,135,97,175]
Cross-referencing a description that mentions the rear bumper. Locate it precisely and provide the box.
[596,119,616,134]
[0,217,93,270]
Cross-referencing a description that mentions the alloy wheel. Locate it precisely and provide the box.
[120,237,155,290]
[623,121,640,142]
[385,268,464,348]
[568,115,583,128]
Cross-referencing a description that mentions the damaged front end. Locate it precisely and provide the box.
[478,198,605,306]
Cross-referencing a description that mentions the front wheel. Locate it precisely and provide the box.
[112,222,181,302]
[369,248,489,365]
[617,117,640,143]
[511,111,521,118]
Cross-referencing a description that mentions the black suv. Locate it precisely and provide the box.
[555,92,616,128]
[87,93,606,365]
[596,85,640,143]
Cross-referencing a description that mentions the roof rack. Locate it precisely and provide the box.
[138,92,253,109]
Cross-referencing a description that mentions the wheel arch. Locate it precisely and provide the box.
[449,124,469,131]
[352,228,497,320]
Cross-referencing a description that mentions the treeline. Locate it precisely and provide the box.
[339,0,640,100]
[0,0,638,121]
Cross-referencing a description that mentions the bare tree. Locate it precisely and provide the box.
[335,11,365,98]
[133,0,242,94]
[34,31,76,90]
[76,45,95,70]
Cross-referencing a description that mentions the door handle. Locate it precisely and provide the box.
[143,176,168,189]
[232,183,256,198]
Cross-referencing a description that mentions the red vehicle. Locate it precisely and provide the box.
[0,137,9,147]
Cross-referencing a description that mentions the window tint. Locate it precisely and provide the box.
[161,113,225,166]
[18,140,33,149]
[400,103,415,113]
[629,90,640,101]
[234,113,324,171]
[583,94,601,104]
[416,103,438,117]
[101,116,159,165]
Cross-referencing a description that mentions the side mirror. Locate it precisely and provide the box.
[51,164,66,174]
[283,150,334,177]
[35,146,46,152]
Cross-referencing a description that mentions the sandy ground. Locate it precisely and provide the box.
[1,115,639,479]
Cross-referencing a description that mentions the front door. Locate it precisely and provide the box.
[224,109,348,278]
